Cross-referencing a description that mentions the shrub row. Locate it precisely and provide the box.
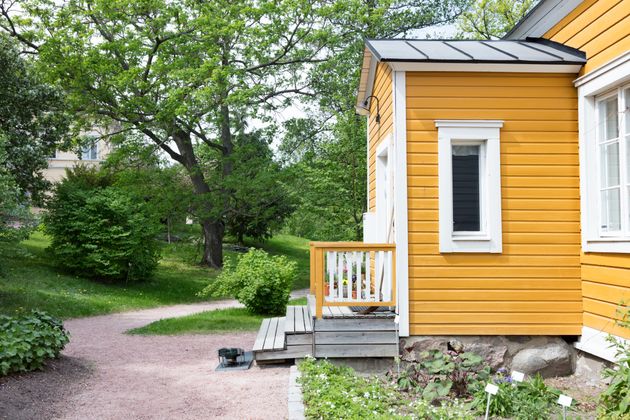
[0,311,69,376]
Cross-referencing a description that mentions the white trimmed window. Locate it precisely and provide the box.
[435,120,503,253]
[578,52,630,253]
[595,87,630,239]
[81,138,99,160]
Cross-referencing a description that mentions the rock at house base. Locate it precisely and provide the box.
[400,335,576,377]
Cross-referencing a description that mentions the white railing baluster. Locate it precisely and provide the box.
[327,252,334,299]
[346,252,352,301]
[365,251,371,302]
[355,252,362,302]
[384,251,392,302]
[337,251,343,301]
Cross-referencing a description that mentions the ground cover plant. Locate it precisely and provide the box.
[128,297,307,335]
[0,232,308,319]
[199,248,296,315]
[0,311,69,376]
[298,357,472,419]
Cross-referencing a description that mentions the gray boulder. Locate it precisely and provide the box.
[511,338,575,378]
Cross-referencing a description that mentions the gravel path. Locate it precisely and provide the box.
[1,292,308,420]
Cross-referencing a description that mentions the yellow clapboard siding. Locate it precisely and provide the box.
[410,289,582,301]
[583,312,630,338]
[408,255,580,267]
[581,264,630,288]
[582,281,630,304]
[502,177,579,188]
[407,97,577,110]
[584,35,630,73]
[571,3,630,49]
[410,301,582,312]
[583,297,626,321]
[582,253,630,269]
[410,312,581,324]
[411,277,581,289]
[409,266,581,278]
[407,108,577,122]
[550,0,623,44]
[400,71,579,334]
[410,324,582,335]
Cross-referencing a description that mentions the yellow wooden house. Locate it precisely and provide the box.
[254,0,629,363]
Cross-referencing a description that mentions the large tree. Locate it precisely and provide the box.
[282,0,469,241]
[0,0,332,268]
[0,34,69,252]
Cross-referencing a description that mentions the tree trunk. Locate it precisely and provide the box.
[201,218,224,269]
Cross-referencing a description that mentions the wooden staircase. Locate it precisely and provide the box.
[253,297,399,363]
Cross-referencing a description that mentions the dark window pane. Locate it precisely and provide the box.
[452,146,480,231]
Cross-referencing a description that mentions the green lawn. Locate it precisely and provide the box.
[128,297,307,335]
[0,231,310,319]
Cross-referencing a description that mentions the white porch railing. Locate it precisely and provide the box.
[309,242,396,319]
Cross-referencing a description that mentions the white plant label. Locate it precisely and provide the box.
[558,395,573,407]
[485,383,499,395]
[510,371,525,383]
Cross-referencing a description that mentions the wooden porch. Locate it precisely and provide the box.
[253,242,399,363]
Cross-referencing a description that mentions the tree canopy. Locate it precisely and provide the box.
[457,0,538,39]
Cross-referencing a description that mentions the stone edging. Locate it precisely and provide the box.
[288,365,305,420]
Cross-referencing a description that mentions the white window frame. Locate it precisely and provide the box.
[81,139,99,161]
[577,51,630,253]
[435,120,503,253]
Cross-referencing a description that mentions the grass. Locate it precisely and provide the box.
[0,230,310,320]
[128,297,307,335]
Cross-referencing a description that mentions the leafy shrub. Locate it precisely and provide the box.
[199,248,295,315]
[390,349,490,402]
[0,311,70,376]
[472,369,562,419]
[298,357,473,420]
[44,166,161,282]
[599,305,630,419]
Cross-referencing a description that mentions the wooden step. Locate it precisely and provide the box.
[253,317,286,352]
[285,306,313,334]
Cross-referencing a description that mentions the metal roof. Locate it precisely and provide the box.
[365,38,586,65]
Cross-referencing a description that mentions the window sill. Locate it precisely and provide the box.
[584,239,630,253]
[452,235,491,241]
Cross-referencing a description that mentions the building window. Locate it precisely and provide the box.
[81,139,98,160]
[596,87,629,237]
[436,120,503,253]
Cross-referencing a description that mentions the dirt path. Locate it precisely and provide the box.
[1,292,308,420]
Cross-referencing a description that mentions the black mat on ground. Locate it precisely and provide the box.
[349,306,392,312]
[215,351,254,371]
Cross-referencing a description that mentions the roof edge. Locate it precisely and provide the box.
[504,0,582,40]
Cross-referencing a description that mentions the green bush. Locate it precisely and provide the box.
[599,305,630,419]
[0,311,70,376]
[198,248,295,315]
[44,166,161,282]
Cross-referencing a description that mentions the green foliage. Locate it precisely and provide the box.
[472,369,562,419]
[198,249,296,315]
[201,131,294,245]
[44,166,161,282]
[457,0,539,39]
[599,305,630,419]
[0,311,69,376]
[298,357,473,420]
[391,350,490,402]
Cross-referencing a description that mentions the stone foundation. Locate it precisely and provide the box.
[400,336,577,378]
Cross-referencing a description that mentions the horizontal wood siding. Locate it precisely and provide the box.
[581,254,630,338]
[406,72,582,336]
[368,63,394,212]
[544,0,630,74]
[545,0,630,340]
